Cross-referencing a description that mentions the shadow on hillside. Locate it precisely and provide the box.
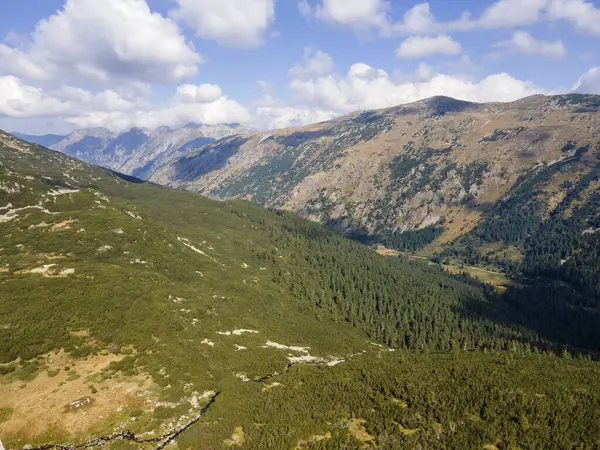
[269,129,332,147]
[456,280,600,355]
[108,170,148,184]
[174,136,248,181]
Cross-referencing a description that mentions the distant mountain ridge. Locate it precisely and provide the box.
[11,132,66,148]
[15,123,252,179]
[151,94,600,296]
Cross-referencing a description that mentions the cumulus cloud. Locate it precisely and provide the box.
[0,74,248,131]
[0,76,145,119]
[478,0,547,28]
[492,31,566,58]
[176,84,224,104]
[249,54,549,130]
[255,106,335,130]
[0,76,70,118]
[0,0,200,85]
[70,96,250,130]
[547,0,600,36]
[395,3,440,34]
[0,45,49,81]
[307,0,547,35]
[392,0,541,34]
[573,67,600,93]
[170,0,276,47]
[288,49,335,79]
[287,58,543,115]
[396,35,463,59]
[392,0,600,37]
[302,0,391,31]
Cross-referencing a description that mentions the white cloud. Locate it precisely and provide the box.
[288,61,543,114]
[478,0,547,28]
[249,55,546,130]
[0,76,145,119]
[255,106,335,130]
[176,84,224,104]
[288,49,335,79]
[170,0,276,47]
[547,0,600,36]
[393,3,460,34]
[0,45,49,81]
[0,73,248,131]
[70,100,250,131]
[304,0,391,31]
[393,0,543,34]
[573,67,600,93]
[0,76,69,118]
[0,0,200,85]
[393,0,600,37]
[67,84,250,130]
[396,35,463,59]
[493,31,566,58]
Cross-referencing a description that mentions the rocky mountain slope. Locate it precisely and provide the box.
[17,123,252,180]
[2,130,600,449]
[152,94,600,256]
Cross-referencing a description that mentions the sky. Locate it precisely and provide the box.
[1,0,600,135]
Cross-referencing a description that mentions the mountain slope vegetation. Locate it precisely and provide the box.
[1,130,600,449]
[152,94,600,250]
[151,93,600,309]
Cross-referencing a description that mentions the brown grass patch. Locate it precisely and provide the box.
[51,219,76,231]
[295,431,332,449]
[223,426,245,447]
[443,264,514,292]
[0,350,155,443]
[374,245,400,257]
[347,418,375,445]
[437,207,483,244]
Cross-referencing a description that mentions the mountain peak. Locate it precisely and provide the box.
[384,95,478,117]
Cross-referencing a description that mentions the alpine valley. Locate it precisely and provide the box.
[151,94,600,298]
[2,94,600,450]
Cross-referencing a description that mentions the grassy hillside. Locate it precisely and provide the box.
[1,130,600,449]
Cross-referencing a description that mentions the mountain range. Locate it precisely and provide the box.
[152,94,598,239]
[4,94,600,448]
[148,94,600,293]
[14,123,252,180]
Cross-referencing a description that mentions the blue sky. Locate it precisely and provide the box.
[1,0,599,135]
